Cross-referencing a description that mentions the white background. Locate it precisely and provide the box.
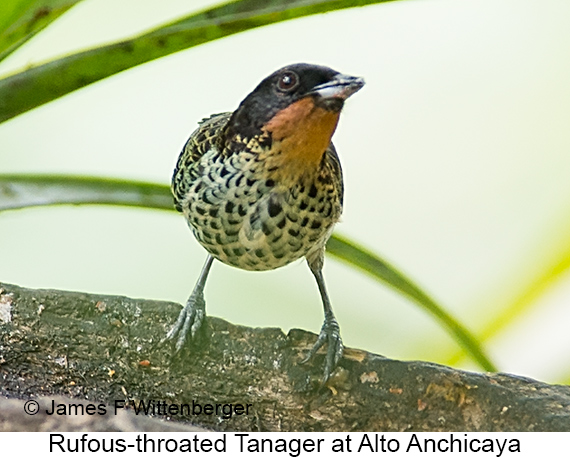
[0,431,557,455]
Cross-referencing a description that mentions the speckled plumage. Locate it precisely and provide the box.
[166,63,364,383]
[172,112,344,272]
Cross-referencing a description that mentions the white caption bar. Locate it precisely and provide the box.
[2,432,568,455]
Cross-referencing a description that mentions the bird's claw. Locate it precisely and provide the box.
[300,316,344,384]
[163,291,206,352]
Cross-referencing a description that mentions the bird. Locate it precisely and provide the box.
[166,63,364,383]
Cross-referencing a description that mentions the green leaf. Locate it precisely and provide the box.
[447,230,570,370]
[0,173,497,372]
[0,0,83,62]
[0,174,172,211]
[326,235,498,372]
[0,0,399,123]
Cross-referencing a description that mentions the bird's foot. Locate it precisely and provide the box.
[163,291,206,352]
[300,315,344,384]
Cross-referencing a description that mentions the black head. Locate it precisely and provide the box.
[224,63,364,141]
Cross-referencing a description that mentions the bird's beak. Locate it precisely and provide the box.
[309,74,365,101]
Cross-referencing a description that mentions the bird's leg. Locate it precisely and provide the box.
[165,255,214,351]
[301,252,343,383]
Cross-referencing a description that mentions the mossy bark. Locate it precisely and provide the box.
[1,282,569,432]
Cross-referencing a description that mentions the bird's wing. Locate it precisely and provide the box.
[182,112,231,163]
[323,143,344,209]
[171,112,231,212]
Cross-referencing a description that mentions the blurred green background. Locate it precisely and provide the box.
[1,0,570,383]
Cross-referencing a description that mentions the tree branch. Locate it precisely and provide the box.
[1,282,569,431]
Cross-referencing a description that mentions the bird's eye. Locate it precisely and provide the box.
[277,71,299,92]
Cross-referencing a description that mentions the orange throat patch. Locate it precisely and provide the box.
[261,97,340,178]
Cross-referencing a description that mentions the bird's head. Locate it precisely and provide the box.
[224,63,364,174]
